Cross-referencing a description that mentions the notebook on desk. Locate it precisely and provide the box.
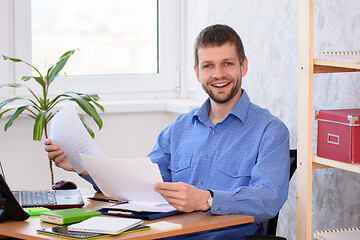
[0,161,84,209]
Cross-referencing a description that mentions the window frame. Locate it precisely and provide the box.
[9,0,180,100]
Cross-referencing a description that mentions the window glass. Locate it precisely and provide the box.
[31,0,158,76]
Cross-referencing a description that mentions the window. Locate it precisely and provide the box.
[7,0,180,100]
[31,0,158,76]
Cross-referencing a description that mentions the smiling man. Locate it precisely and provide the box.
[149,24,290,239]
[45,24,290,239]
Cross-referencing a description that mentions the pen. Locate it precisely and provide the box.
[87,197,128,204]
[107,210,134,215]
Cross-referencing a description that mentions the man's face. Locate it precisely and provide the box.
[194,42,247,104]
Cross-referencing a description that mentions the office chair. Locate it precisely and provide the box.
[246,149,297,240]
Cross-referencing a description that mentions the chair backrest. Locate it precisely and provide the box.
[264,149,297,235]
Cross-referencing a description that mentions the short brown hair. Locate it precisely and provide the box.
[194,24,246,68]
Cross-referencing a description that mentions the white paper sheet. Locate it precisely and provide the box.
[80,154,167,202]
[49,104,106,173]
[107,201,176,213]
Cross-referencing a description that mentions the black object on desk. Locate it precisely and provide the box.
[88,197,128,204]
[0,175,29,222]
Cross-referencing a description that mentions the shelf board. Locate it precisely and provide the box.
[313,155,360,173]
[314,59,360,73]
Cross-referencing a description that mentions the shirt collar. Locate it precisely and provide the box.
[192,89,251,125]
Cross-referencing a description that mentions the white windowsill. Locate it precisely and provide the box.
[100,98,202,114]
[3,98,203,117]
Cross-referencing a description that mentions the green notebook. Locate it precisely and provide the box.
[40,208,101,225]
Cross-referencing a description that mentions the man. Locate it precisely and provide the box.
[46,24,290,239]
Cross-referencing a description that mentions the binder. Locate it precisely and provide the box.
[314,227,360,240]
[99,208,181,221]
[316,51,360,63]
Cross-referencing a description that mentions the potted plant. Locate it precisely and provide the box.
[0,49,104,185]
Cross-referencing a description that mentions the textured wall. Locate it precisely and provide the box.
[207,0,360,239]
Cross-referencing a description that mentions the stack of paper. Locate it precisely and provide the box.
[67,216,143,235]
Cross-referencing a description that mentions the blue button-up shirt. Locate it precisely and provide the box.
[148,89,290,239]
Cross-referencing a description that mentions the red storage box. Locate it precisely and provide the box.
[316,108,360,164]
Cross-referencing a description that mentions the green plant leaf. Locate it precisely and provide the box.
[4,105,29,131]
[78,114,95,139]
[3,56,43,80]
[60,49,78,59]
[33,110,47,141]
[0,84,41,106]
[0,83,22,89]
[0,97,24,110]
[47,49,77,85]
[0,108,13,120]
[21,76,32,81]
[88,94,100,101]
[46,65,54,77]
[2,55,22,62]
[65,92,104,112]
[34,77,45,87]
[65,93,103,130]
[40,98,45,107]
[90,100,104,113]
[20,76,45,87]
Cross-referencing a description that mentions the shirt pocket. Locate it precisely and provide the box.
[217,158,254,186]
[169,153,192,172]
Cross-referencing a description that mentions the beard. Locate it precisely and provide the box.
[201,76,242,104]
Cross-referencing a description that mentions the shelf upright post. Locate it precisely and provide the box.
[297,0,314,239]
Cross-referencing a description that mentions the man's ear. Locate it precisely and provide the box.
[240,58,248,77]
[194,65,201,82]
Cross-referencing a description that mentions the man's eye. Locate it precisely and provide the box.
[224,62,233,66]
[202,64,212,69]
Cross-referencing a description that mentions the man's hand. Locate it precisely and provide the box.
[154,182,210,212]
[44,139,87,175]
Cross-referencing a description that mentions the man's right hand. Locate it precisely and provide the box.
[44,139,75,172]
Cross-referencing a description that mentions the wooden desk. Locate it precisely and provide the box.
[0,189,254,239]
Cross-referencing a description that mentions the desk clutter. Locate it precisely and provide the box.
[37,224,150,239]
[23,207,51,216]
[99,201,181,220]
[37,208,150,238]
[40,208,101,225]
[67,216,143,235]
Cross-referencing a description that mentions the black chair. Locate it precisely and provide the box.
[247,149,297,240]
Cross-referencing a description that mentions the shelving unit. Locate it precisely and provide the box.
[297,1,360,240]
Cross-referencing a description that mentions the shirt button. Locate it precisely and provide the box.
[176,166,179,170]
[199,181,203,185]
[217,208,221,213]
[234,171,238,176]
[213,130,216,134]
[205,154,210,158]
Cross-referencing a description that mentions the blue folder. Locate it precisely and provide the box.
[98,207,182,220]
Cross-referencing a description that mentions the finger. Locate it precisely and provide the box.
[44,139,52,145]
[165,199,191,212]
[155,182,183,191]
[53,152,67,165]
[48,149,64,160]
[157,188,187,202]
[44,144,59,152]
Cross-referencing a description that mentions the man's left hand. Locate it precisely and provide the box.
[154,182,210,212]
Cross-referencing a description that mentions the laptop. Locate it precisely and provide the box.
[0,161,84,209]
